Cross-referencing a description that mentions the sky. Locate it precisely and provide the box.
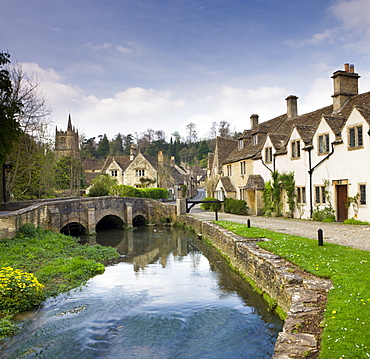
[3,0,370,142]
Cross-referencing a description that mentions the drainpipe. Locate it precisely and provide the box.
[307,141,338,218]
[260,157,273,173]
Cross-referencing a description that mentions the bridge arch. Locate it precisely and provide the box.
[60,222,87,236]
[96,215,125,232]
[133,215,147,227]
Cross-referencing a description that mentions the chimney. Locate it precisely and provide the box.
[250,114,259,129]
[332,63,360,112]
[170,156,175,166]
[285,95,298,119]
[158,150,164,164]
[129,144,136,161]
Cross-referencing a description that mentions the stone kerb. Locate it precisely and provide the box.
[180,216,332,358]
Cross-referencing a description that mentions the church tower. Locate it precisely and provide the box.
[55,114,80,160]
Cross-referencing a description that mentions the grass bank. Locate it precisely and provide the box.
[216,220,370,359]
[0,224,119,338]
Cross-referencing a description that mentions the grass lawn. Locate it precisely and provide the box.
[0,224,119,338]
[216,220,370,359]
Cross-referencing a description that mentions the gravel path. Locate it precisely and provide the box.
[189,208,370,251]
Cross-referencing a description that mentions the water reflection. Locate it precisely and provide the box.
[0,227,283,359]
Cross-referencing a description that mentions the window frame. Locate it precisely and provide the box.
[296,186,306,204]
[314,185,326,204]
[318,133,330,155]
[291,140,301,159]
[359,183,367,206]
[135,169,145,177]
[240,161,246,175]
[111,170,118,177]
[265,147,273,164]
[348,125,363,150]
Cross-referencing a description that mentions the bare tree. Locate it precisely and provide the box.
[6,64,53,199]
[218,120,231,138]
[186,122,198,144]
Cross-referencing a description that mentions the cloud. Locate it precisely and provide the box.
[285,0,370,53]
[285,28,336,48]
[82,42,134,55]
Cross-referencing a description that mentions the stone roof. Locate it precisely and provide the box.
[246,175,265,190]
[81,158,105,171]
[101,156,132,173]
[219,176,236,192]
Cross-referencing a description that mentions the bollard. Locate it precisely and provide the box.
[247,219,250,228]
[215,210,218,221]
[318,228,324,246]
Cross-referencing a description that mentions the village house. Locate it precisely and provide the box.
[84,146,197,199]
[208,64,370,222]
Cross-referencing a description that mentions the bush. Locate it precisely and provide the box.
[0,267,45,313]
[16,223,39,238]
[111,185,142,197]
[140,188,169,199]
[224,198,248,215]
[343,218,370,225]
[201,197,222,211]
[88,174,117,197]
[312,206,336,222]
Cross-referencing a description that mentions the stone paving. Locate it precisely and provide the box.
[189,208,370,251]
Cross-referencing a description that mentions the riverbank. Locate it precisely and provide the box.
[179,214,333,358]
[0,224,119,338]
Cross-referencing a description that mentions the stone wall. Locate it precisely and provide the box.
[179,215,332,359]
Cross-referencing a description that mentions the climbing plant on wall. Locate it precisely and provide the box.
[262,170,295,217]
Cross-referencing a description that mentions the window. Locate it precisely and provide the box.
[240,161,246,175]
[360,184,367,205]
[296,187,306,204]
[111,170,118,177]
[291,140,301,159]
[318,134,330,154]
[348,125,363,149]
[252,134,258,146]
[315,186,326,204]
[226,164,232,176]
[265,147,273,163]
[239,188,246,200]
[136,169,145,177]
[238,139,244,150]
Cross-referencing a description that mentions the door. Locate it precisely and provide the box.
[336,185,348,222]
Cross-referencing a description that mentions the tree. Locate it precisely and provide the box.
[87,174,117,197]
[97,134,110,158]
[186,122,197,144]
[80,136,97,159]
[109,133,124,156]
[4,60,52,200]
[197,140,210,162]
[218,120,231,138]
[0,52,22,165]
[54,156,85,194]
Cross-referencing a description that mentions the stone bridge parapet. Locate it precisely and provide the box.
[0,197,178,238]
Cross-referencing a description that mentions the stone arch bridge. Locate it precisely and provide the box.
[0,197,178,238]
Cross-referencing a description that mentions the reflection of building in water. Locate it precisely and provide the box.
[133,248,160,272]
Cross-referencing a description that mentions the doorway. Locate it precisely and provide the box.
[336,185,348,222]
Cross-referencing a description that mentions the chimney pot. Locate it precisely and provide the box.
[285,95,298,119]
[349,64,355,73]
[344,63,350,72]
[250,114,259,128]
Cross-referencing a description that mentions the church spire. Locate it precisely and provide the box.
[67,113,72,131]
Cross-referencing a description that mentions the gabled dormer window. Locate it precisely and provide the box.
[265,147,273,163]
[348,125,363,149]
[291,140,301,159]
[318,134,330,154]
[238,139,244,150]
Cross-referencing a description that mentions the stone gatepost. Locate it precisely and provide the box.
[176,199,186,215]
[126,202,133,228]
[86,203,96,234]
